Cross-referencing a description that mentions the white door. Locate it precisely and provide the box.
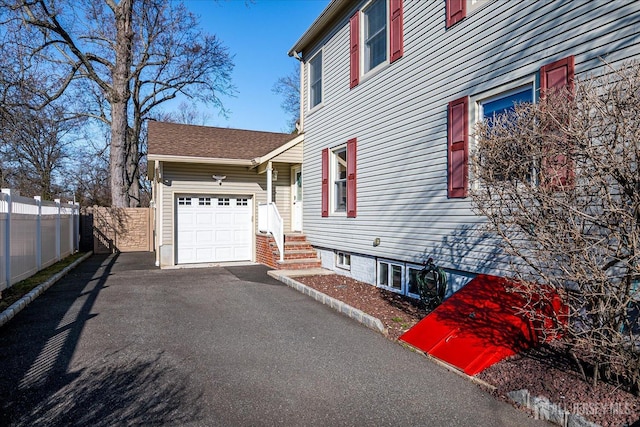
[291,166,303,232]
[176,195,252,264]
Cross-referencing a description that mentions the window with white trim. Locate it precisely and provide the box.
[236,198,249,206]
[378,259,404,293]
[363,0,387,73]
[406,264,423,298]
[218,198,230,206]
[336,251,351,270]
[199,197,211,206]
[473,80,536,183]
[478,84,534,126]
[332,146,347,213]
[178,197,191,206]
[309,50,323,109]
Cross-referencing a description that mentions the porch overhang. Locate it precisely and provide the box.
[251,133,304,173]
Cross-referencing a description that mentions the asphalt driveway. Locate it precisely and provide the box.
[0,253,545,426]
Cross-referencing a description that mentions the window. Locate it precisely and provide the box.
[349,0,403,88]
[198,197,211,206]
[178,197,191,206]
[479,85,534,125]
[378,260,404,293]
[446,0,490,28]
[236,198,249,206]
[476,84,535,183]
[333,147,347,213]
[321,138,357,217]
[336,252,351,270]
[406,264,423,297]
[309,51,323,108]
[218,198,230,206]
[363,0,387,73]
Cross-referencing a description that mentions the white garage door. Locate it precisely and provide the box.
[176,195,253,264]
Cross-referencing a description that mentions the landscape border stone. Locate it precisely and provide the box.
[0,251,93,328]
[507,389,600,427]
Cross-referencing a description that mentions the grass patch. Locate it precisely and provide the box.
[0,252,87,312]
[391,316,403,323]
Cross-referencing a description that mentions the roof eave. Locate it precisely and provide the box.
[288,0,351,57]
[147,154,254,167]
[250,133,304,168]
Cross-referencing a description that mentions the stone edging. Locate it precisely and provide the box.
[508,389,600,427]
[0,251,93,328]
[267,271,387,336]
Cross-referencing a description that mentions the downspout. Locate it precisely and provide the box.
[293,51,304,133]
[156,162,163,267]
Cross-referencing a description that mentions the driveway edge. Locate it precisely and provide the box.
[268,270,387,336]
[0,251,93,328]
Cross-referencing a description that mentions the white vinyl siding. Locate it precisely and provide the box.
[301,1,640,278]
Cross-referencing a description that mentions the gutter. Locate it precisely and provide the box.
[147,154,254,167]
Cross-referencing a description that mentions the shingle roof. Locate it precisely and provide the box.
[147,121,297,160]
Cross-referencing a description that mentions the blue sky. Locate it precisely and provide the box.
[179,0,331,133]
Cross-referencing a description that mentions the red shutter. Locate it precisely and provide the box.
[540,56,575,189]
[540,56,575,97]
[321,148,329,217]
[346,138,357,218]
[390,0,404,63]
[446,0,466,28]
[448,97,468,198]
[350,11,360,89]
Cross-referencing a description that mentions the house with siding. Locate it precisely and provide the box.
[147,122,319,269]
[288,0,640,295]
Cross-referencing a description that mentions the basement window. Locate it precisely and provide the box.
[336,251,351,270]
[378,259,404,293]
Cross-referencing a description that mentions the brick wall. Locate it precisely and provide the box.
[82,207,153,253]
[256,233,278,268]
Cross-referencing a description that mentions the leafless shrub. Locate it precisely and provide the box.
[471,61,640,393]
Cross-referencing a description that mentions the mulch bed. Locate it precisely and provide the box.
[295,274,640,427]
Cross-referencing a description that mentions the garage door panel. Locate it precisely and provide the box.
[215,229,232,241]
[196,213,213,224]
[196,230,213,244]
[177,195,253,264]
[234,230,249,242]
[215,213,233,225]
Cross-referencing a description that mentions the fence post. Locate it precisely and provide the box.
[1,189,11,288]
[54,198,61,262]
[34,196,42,270]
[67,201,75,254]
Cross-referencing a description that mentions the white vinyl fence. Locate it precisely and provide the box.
[0,189,80,291]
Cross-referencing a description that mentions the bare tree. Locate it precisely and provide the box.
[272,64,300,133]
[2,0,233,207]
[0,103,80,199]
[471,61,640,392]
[154,101,212,126]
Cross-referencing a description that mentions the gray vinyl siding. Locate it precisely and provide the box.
[301,0,640,277]
[159,162,292,249]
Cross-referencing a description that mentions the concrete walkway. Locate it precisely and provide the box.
[0,253,546,426]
